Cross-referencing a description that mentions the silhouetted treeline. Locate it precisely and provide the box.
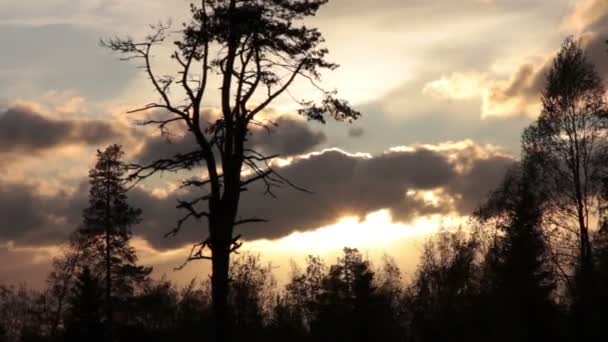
[4,226,608,342]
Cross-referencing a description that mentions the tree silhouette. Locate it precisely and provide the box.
[281,255,326,336]
[275,250,406,341]
[46,233,87,339]
[476,156,557,341]
[311,248,376,341]
[373,256,408,341]
[80,144,150,340]
[173,281,214,340]
[521,37,608,336]
[129,279,179,339]
[101,1,359,339]
[228,254,275,341]
[406,230,479,342]
[64,267,105,342]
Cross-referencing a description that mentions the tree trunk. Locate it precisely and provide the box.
[575,190,594,339]
[105,227,113,341]
[211,238,232,342]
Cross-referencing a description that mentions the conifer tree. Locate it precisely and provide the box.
[476,156,557,341]
[64,267,105,342]
[81,144,151,339]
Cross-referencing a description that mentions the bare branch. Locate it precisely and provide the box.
[234,218,268,226]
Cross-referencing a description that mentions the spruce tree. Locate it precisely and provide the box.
[81,144,151,339]
[477,156,557,341]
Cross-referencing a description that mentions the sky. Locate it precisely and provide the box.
[1,0,608,288]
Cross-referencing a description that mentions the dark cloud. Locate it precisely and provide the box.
[0,181,81,244]
[0,142,513,250]
[235,145,513,241]
[134,135,198,166]
[489,63,545,102]
[0,106,124,154]
[348,127,365,138]
[126,144,512,247]
[247,116,327,157]
[134,115,326,164]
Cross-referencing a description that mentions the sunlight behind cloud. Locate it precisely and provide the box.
[119,210,469,288]
[246,209,468,253]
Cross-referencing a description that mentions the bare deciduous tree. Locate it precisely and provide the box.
[522,37,608,332]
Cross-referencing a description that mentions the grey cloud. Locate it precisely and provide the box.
[247,116,327,157]
[0,181,80,245]
[450,156,516,214]
[494,63,545,99]
[235,146,513,241]
[135,135,199,166]
[0,142,513,250]
[348,127,364,138]
[135,115,327,164]
[0,106,124,154]
[0,176,196,249]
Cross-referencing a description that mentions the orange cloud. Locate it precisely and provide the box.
[563,0,608,32]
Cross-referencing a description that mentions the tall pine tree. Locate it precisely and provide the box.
[81,144,151,339]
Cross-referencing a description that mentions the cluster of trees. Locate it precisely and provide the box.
[0,145,152,342]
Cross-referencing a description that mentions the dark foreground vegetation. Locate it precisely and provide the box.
[3,0,608,341]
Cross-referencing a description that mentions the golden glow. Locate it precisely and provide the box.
[1,241,62,265]
[120,210,471,288]
[423,72,487,100]
[406,189,451,208]
[562,0,607,32]
[246,209,468,253]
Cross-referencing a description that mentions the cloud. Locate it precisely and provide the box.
[0,180,81,244]
[562,0,608,32]
[234,140,513,241]
[422,65,545,119]
[247,116,327,157]
[348,127,365,138]
[480,0,608,118]
[422,72,488,101]
[134,115,327,164]
[0,105,124,154]
[0,141,513,250]
[481,63,545,118]
[419,0,608,120]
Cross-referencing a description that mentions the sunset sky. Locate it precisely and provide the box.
[2,0,608,287]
